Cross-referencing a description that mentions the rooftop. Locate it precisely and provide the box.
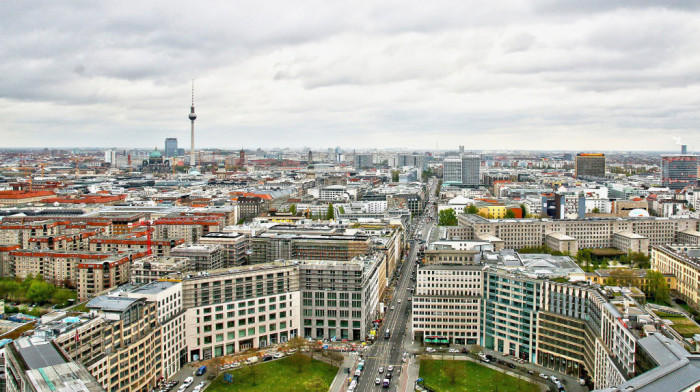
[86,295,141,312]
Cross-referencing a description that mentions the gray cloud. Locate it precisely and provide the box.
[0,0,699,150]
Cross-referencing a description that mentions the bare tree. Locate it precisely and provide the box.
[442,356,461,385]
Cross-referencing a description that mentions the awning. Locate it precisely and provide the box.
[439,339,449,344]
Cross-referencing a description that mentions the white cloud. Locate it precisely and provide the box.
[0,0,699,151]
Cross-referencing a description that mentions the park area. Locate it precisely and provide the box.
[419,359,540,392]
[206,355,337,392]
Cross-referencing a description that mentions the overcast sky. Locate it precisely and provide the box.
[2,1,700,151]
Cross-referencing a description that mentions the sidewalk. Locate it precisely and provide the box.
[329,353,357,392]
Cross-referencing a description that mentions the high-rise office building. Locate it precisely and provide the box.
[575,153,606,178]
[662,154,698,190]
[443,155,480,186]
[354,154,373,169]
[165,138,178,157]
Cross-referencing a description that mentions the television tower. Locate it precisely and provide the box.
[189,80,197,169]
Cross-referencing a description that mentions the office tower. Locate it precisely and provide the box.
[443,156,463,184]
[444,155,480,186]
[461,155,481,186]
[459,145,465,154]
[308,150,313,163]
[682,144,688,154]
[165,137,178,157]
[662,154,698,189]
[575,153,606,177]
[354,154,373,169]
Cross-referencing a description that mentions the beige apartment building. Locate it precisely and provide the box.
[455,214,699,252]
[652,245,700,309]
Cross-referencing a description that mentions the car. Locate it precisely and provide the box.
[183,377,193,386]
[448,348,459,353]
[197,381,205,388]
[461,348,470,354]
[274,352,283,359]
[397,299,402,303]
[387,365,394,372]
[507,363,516,369]
[426,347,436,353]
[390,306,395,310]
[378,367,384,373]
[375,378,381,385]
[192,387,201,392]
[550,376,559,383]
[539,374,549,380]
[385,372,392,379]
[485,354,495,361]
[177,386,187,392]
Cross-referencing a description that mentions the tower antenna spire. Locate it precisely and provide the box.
[188,80,197,171]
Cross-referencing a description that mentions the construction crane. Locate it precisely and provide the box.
[136,220,154,256]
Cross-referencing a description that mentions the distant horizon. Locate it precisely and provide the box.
[0,146,695,154]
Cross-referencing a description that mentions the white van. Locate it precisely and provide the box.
[183,377,193,386]
[246,356,259,365]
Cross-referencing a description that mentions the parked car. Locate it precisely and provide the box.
[375,378,381,385]
[461,348,470,354]
[387,365,394,372]
[426,347,436,353]
[448,348,459,353]
[378,367,384,373]
[539,374,549,380]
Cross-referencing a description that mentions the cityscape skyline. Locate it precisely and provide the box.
[2,1,700,150]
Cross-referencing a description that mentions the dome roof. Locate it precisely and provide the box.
[628,209,650,217]
[150,150,162,158]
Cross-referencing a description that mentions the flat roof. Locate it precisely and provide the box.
[13,337,67,369]
[86,296,140,312]
[128,280,179,295]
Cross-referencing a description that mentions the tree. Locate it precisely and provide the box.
[646,270,670,303]
[438,208,458,226]
[285,337,311,372]
[630,252,651,269]
[304,377,327,392]
[442,357,461,385]
[465,205,479,214]
[592,207,600,213]
[520,203,528,217]
[391,170,400,182]
[326,204,335,220]
[26,281,56,304]
[470,344,483,355]
[505,209,516,219]
[240,349,261,385]
[2,281,20,301]
[208,356,226,380]
[607,269,638,287]
[53,289,74,305]
[328,351,344,367]
[289,204,297,216]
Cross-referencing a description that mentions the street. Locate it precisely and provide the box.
[353,180,437,392]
